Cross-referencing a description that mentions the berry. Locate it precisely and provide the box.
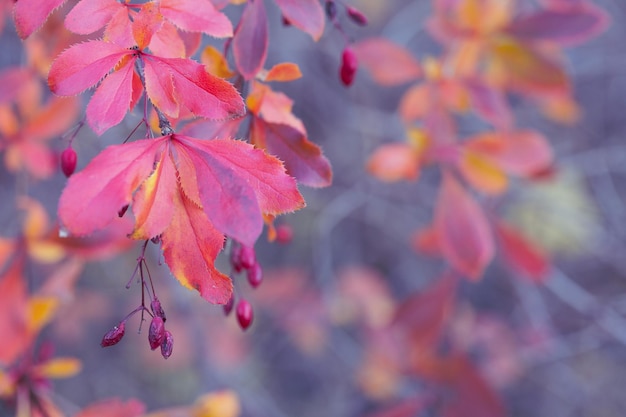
[247,263,263,288]
[101,321,126,347]
[236,299,254,330]
[148,316,165,350]
[160,330,174,359]
[230,242,243,273]
[150,298,166,322]
[60,147,77,177]
[275,224,293,244]
[346,6,368,26]
[340,47,358,86]
[239,245,256,270]
[223,294,235,316]
[118,205,129,217]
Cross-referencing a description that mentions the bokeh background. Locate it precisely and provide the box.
[2,0,626,416]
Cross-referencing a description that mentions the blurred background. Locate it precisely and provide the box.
[2,0,626,416]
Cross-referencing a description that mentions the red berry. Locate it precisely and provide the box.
[148,316,165,350]
[230,242,243,273]
[239,245,256,270]
[236,299,254,330]
[101,321,126,347]
[275,224,293,244]
[160,330,174,359]
[281,15,291,26]
[340,47,358,86]
[223,294,235,316]
[247,263,263,288]
[60,147,77,177]
[346,6,368,26]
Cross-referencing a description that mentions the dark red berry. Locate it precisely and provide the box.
[239,245,256,270]
[346,6,368,26]
[118,205,129,218]
[340,47,358,86]
[101,321,126,347]
[236,299,254,330]
[150,298,166,322]
[160,330,173,359]
[325,0,337,19]
[247,263,263,288]
[60,147,77,177]
[230,242,243,273]
[223,294,235,316]
[148,316,165,350]
[281,15,291,26]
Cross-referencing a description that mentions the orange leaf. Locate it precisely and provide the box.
[34,357,82,379]
[201,45,235,79]
[264,62,302,82]
[367,143,420,182]
[458,151,508,194]
[435,173,494,279]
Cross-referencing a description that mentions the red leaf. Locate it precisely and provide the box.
[393,273,457,351]
[160,0,233,37]
[273,0,325,41]
[507,4,611,46]
[367,143,420,183]
[351,38,421,86]
[495,221,550,283]
[13,0,67,38]
[144,56,245,119]
[64,0,122,34]
[435,174,494,279]
[0,258,31,364]
[233,0,269,79]
[251,118,332,187]
[48,41,133,96]
[86,61,135,135]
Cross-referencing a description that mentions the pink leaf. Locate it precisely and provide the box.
[58,138,166,236]
[507,4,611,46]
[48,41,133,96]
[161,189,232,304]
[64,0,122,34]
[233,0,269,79]
[273,0,324,40]
[464,79,513,130]
[144,56,245,119]
[86,61,136,135]
[160,0,233,37]
[352,38,421,86]
[435,173,494,280]
[251,118,332,187]
[13,0,67,38]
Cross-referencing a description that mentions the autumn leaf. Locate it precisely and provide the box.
[58,135,304,303]
[13,0,67,38]
[435,173,494,279]
[273,0,324,41]
[352,38,421,86]
[233,0,269,79]
[495,220,550,282]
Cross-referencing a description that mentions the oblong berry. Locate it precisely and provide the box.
[101,321,126,347]
[223,294,235,316]
[60,147,77,177]
[239,245,256,270]
[236,299,254,330]
[160,330,174,359]
[247,263,263,288]
[148,316,165,350]
[346,6,368,26]
[150,298,166,322]
[340,47,358,86]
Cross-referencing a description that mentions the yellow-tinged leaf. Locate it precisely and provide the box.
[193,391,241,417]
[367,143,420,182]
[0,105,19,136]
[423,56,442,81]
[18,196,49,239]
[0,369,14,396]
[27,296,59,332]
[34,357,82,379]
[27,240,66,263]
[406,127,430,154]
[263,62,302,82]
[448,40,483,77]
[456,0,481,31]
[459,151,508,194]
[201,46,235,79]
[541,95,581,125]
